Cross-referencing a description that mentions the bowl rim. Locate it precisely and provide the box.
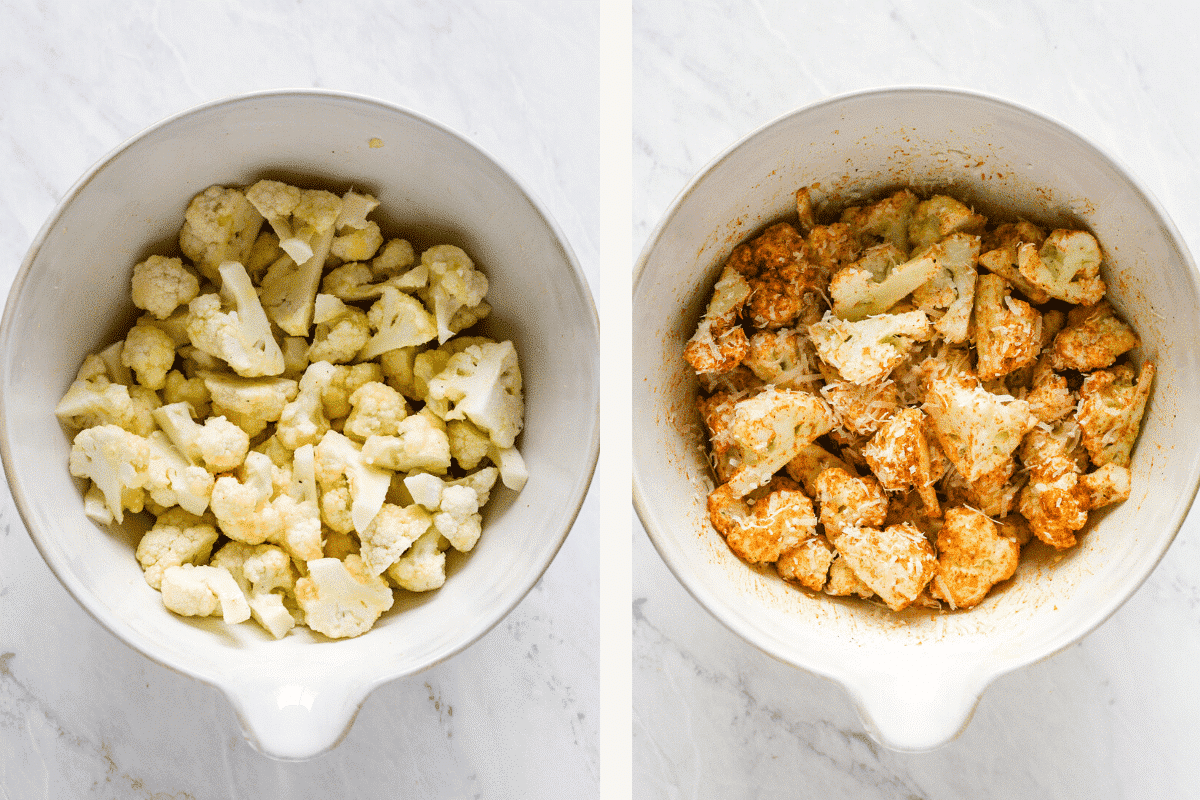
[632,84,1200,718]
[0,88,601,707]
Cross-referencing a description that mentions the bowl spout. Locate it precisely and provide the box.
[223,671,368,761]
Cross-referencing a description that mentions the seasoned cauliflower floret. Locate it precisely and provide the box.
[178,186,264,283]
[1047,300,1139,373]
[1024,355,1076,424]
[135,508,219,590]
[861,407,942,517]
[808,309,933,385]
[977,221,1051,304]
[973,273,1042,380]
[813,466,888,541]
[906,195,986,254]
[683,264,752,374]
[1017,229,1106,306]
[1075,362,1154,468]
[1017,423,1090,549]
[295,555,394,639]
[828,242,941,321]
[131,255,200,320]
[923,373,1036,483]
[929,507,1020,610]
[840,189,919,252]
[909,233,980,344]
[707,477,817,564]
[783,443,854,496]
[727,222,830,331]
[819,378,899,436]
[823,556,875,599]
[1080,463,1132,508]
[720,386,838,497]
[775,533,836,591]
[833,523,937,611]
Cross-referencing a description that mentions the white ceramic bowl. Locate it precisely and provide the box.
[0,89,599,760]
[633,87,1200,752]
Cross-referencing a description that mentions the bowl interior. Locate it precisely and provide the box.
[1,90,599,755]
[634,89,1200,706]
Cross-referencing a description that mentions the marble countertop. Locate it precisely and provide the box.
[634,1,1200,797]
[0,1,602,797]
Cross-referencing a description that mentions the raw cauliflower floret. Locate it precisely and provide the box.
[861,407,942,517]
[683,263,752,374]
[1047,300,1139,373]
[1017,229,1106,306]
[446,418,491,470]
[909,233,980,343]
[973,272,1043,380]
[417,244,490,345]
[151,402,249,473]
[977,220,1050,304]
[178,186,264,283]
[295,555,394,639]
[906,194,986,254]
[210,541,298,639]
[160,563,251,624]
[426,340,523,448]
[775,533,836,591]
[315,430,392,534]
[358,285,438,360]
[343,381,407,441]
[143,430,215,516]
[742,328,819,390]
[56,368,159,436]
[131,255,200,320]
[322,362,385,420]
[721,386,838,497]
[330,220,384,262]
[305,294,371,364]
[186,261,286,378]
[201,372,299,437]
[387,528,450,592]
[706,477,817,564]
[336,190,381,231]
[372,238,418,277]
[164,370,211,418]
[832,523,937,611]
[840,189,919,251]
[322,261,420,302]
[359,503,433,575]
[828,242,941,321]
[1075,362,1155,467]
[923,373,1036,483]
[808,309,933,385]
[135,507,219,590]
[120,321,177,391]
[68,425,150,523]
[275,360,340,450]
[209,451,282,544]
[361,409,453,474]
[433,484,486,552]
[813,466,888,541]
[928,506,1020,610]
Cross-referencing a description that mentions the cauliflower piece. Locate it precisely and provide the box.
[266,442,324,562]
[728,222,830,330]
[336,190,380,231]
[330,220,384,262]
[305,294,371,364]
[433,484,485,552]
[833,523,937,611]
[840,189,919,251]
[928,507,1020,610]
[707,477,817,564]
[923,373,1036,483]
[906,194,986,254]
[486,442,529,491]
[343,381,407,441]
[275,360,339,450]
[861,407,941,517]
[1017,423,1090,549]
[186,261,286,378]
[209,451,283,544]
[720,386,838,497]
[823,556,874,599]
[783,443,854,496]
[210,541,299,639]
[163,370,211,418]
[160,564,251,624]
[178,186,264,283]
[775,533,836,591]
[416,244,489,345]
[1080,463,1132,508]
[425,340,523,448]
[361,409,453,475]
[804,223,860,277]
[295,555,394,639]
[120,321,176,391]
[151,402,249,473]
[130,255,200,320]
[315,430,393,533]
[372,238,418,277]
[808,309,933,385]
[135,507,219,590]
[1075,362,1154,467]
[828,242,941,322]
[320,260,429,303]
[813,466,888,541]
[1047,300,1139,372]
[322,362,385,420]
[977,221,1050,304]
[68,425,150,524]
[201,371,299,437]
[143,431,214,516]
[1017,229,1106,306]
[973,273,1042,380]
[742,328,820,390]
[55,369,158,436]
[1025,356,1076,424]
[358,503,433,575]
[819,378,899,436]
[358,286,438,360]
[378,346,419,399]
[446,418,491,470]
[244,229,283,282]
[387,528,449,592]
[683,264,752,374]
[253,187,343,337]
[909,233,980,343]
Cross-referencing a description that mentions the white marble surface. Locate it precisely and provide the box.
[0,1,601,797]
[634,1,1200,797]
